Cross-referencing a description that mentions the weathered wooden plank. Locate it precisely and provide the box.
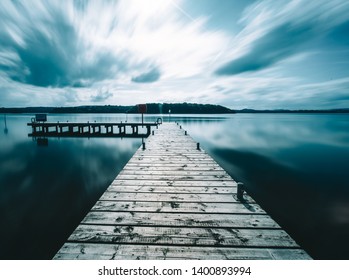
[133,151,209,155]
[116,174,231,181]
[126,163,221,167]
[92,201,264,213]
[111,180,237,187]
[100,192,249,203]
[127,154,219,160]
[120,170,228,176]
[106,185,236,194]
[82,212,280,228]
[101,192,256,204]
[134,153,212,161]
[146,141,198,143]
[68,225,298,247]
[131,155,213,159]
[127,161,218,166]
[142,148,204,152]
[126,165,220,171]
[54,243,311,260]
[135,150,203,153]
[124,166,223,171]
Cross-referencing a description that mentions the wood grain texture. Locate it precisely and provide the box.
[68,225,299,247]
[54,123,311,260]
[106,185,236,194]
[91,201,265,213]
[54,243,311,260]
[82,212,278,228]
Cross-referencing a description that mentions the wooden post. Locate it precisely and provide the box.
[237,182,245,201]
[152,131,154,135]
[197,143,200,150]
[185,131,187,135]
[146,125,150,136]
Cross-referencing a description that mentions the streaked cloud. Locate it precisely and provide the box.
[90,88,114,103]
[0,0,348,109]
[132,67,161,83]
[0,1,130,88]
[215,0,349,75]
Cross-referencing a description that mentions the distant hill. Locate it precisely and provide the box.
[0,103,235,114]
[127,103,234,114]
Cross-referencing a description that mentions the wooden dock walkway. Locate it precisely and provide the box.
[27,121,159,138]
[54,123,311,260]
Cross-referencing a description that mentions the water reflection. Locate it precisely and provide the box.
[0,115,141,259]
[3,115,8,135]
[175,114,349,259]
[1,113,349,259]
[36,138,49,146]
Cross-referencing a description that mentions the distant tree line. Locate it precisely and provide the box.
[1,104,348,114]
[127,103,234,114]
[0,103,235,114]
[235,108,349,113]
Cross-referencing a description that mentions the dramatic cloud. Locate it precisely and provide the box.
[0,0,348,109]
[215,0,349,75]
[0,0,228,101]
[0,1,131,87]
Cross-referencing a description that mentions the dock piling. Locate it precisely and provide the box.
[237,182,245,201]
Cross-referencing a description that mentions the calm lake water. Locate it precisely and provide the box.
[1,113,349,259]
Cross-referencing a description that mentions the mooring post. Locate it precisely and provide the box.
[237,182,245,201]
[180,125,182,129]
[185,131,187,135]
[197,142,200,150]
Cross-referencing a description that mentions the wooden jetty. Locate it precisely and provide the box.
[27,121,159,138]
[54,123,311,260]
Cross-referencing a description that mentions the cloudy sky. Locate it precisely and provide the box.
[0,0,349,109]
